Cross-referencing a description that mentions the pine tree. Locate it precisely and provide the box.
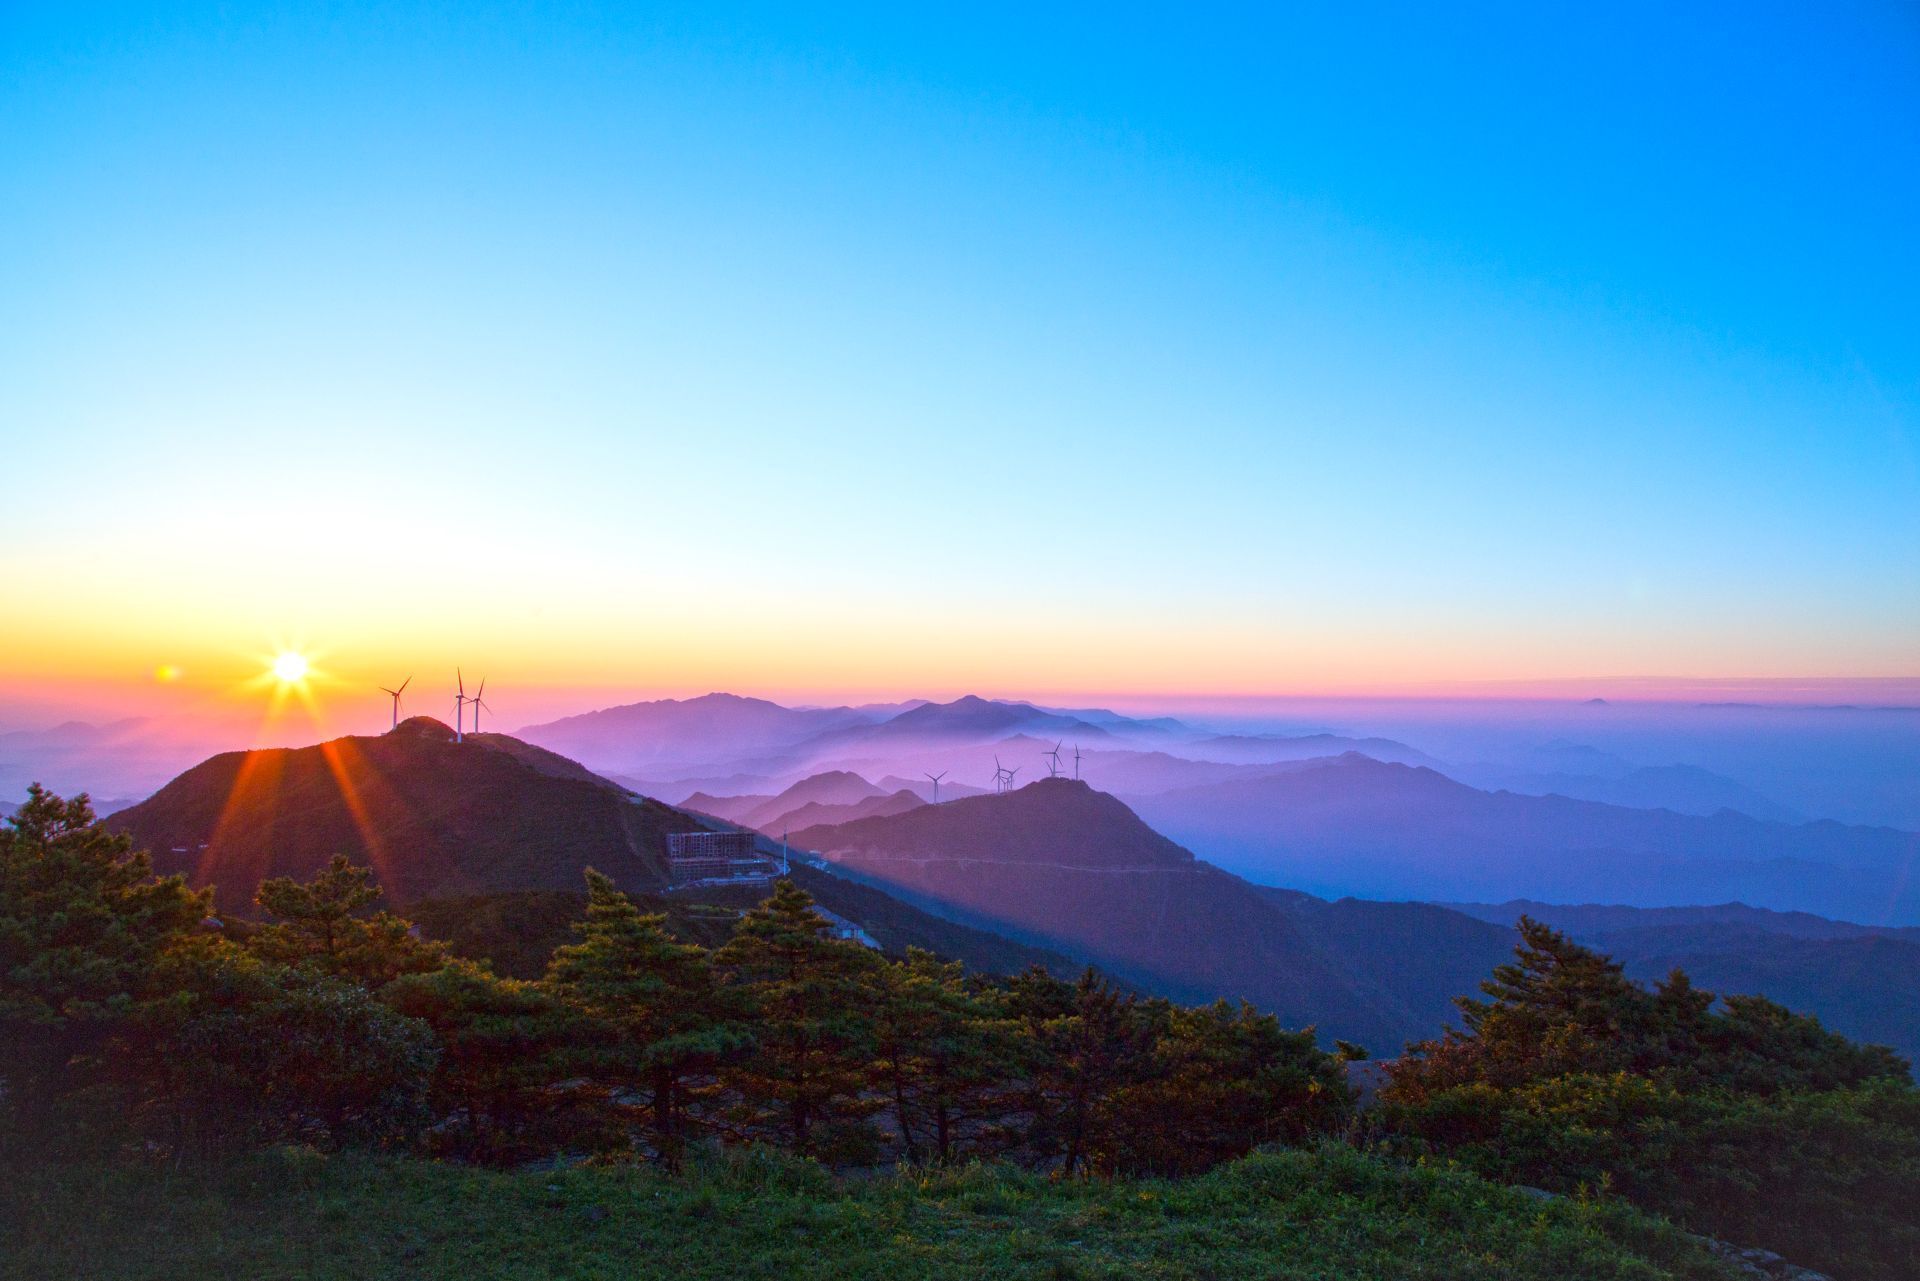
[1016,968,1156,1176]
[384,958,572,1158]
[870,948,1023,1164]
[1106,999,1352,1176]
[0,786,206,1147]
[1694,991,1909,1094]
[544,869,746,1165]
[714,878,884,1159]
[141,934,438,1156]
[1448,916,1655,1083]
[251,854,445,986]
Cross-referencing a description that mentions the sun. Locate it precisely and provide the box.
[272,651,310,684]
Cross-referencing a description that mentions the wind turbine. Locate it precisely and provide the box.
[1043,741,1063,778]
[452,669,467,743]
[1004,764,1021,791]
[1073,744,1083,781]
[470,677,490,733]
[925,770,947,803]
[378,676,412,731]
[992,755,1013,794]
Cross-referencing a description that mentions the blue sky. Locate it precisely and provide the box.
[2,2,1916,711]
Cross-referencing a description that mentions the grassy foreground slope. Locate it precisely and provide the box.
[4,1145,1738,1281]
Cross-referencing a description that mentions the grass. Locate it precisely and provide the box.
[1,1143,1741,1281]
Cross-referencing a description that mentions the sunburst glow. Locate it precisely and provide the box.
[271,652,310,684]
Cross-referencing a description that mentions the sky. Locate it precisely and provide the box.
[2,2,1917,734]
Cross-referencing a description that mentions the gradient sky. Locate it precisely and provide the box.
[3,2,1917,730]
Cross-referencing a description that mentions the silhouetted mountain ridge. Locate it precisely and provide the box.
[791,778,1510,1052]
[105,717,699,910]
[795,777,1194,870]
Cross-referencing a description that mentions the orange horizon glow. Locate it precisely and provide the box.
[3,637,1917,745]
[6,612,1916,707]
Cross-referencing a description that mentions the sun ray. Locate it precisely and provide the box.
[197,746,286,898]
[316,736,406,890]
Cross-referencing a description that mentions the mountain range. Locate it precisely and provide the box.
[1126,753,1920,924]
[0,717,225,808]
[517,694,1209,793]
[1451,741,1805,821]
[29,682,1907,1067]
[97,717,1514,1053]
[511,693,901,775]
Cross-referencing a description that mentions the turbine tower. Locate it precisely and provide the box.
[1043,741,1064,778]
[452,669,467,743]
[1073,744,1083,781]
[378,675,412,731]
[925,770,947,804]
[470,677,490,733]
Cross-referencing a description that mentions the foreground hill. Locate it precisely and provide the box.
[8,1146,1744,1281]
[105,718,714,909]
[791,778,1511,1053]
[1128,753,1920,924]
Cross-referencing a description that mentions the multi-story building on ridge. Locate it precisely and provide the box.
[665,829,782,887]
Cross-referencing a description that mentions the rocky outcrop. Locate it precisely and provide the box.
[1700,1241,1832,1281]
[1513,1186,1832,1280]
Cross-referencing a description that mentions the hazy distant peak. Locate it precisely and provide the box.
[0,716,155,743]
[877,695,1116,741]
[1182,731,1437,768]
[766,769,882,801]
